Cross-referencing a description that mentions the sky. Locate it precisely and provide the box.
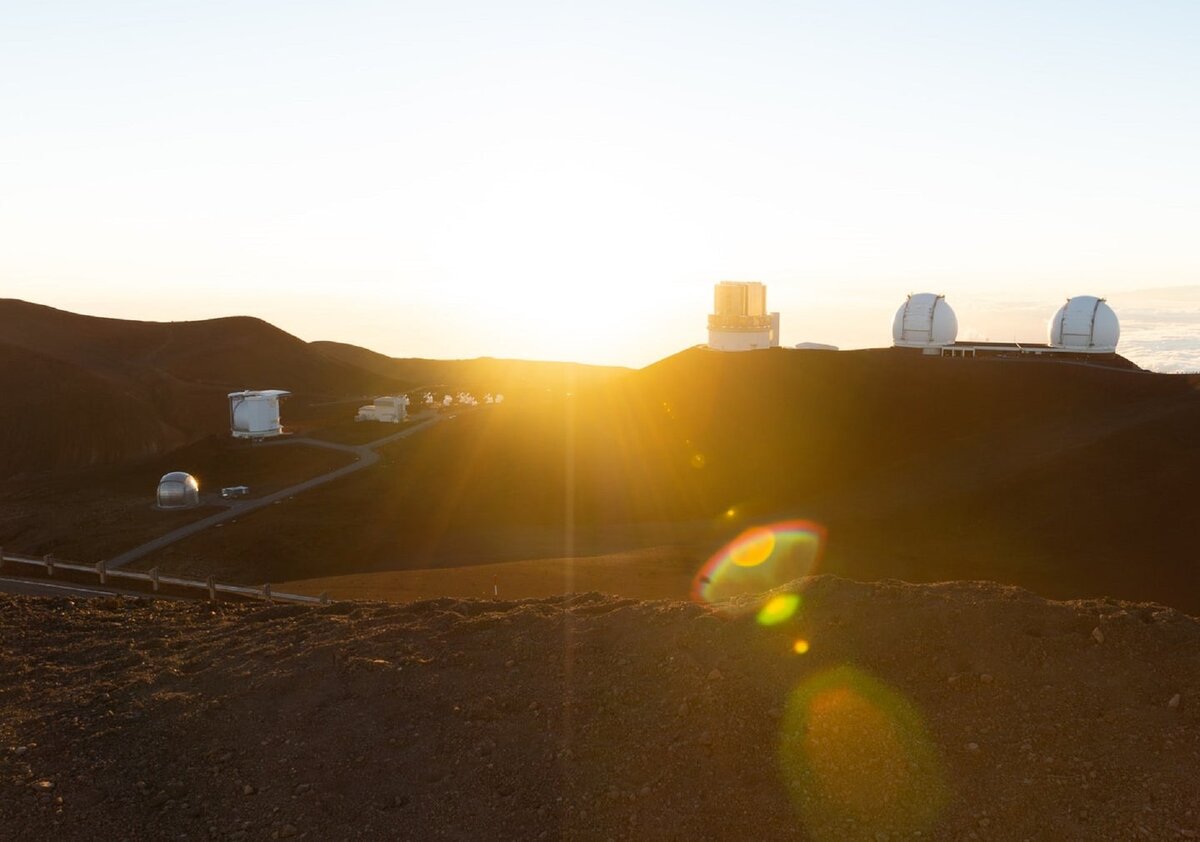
[2,1,1199,369]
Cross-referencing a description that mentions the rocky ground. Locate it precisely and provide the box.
[1,576,1197,841]
[0,439,354,566]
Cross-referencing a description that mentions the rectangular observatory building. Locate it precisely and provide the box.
[356,395,410,424]
[707,281,780,351]
[228,390,290,439]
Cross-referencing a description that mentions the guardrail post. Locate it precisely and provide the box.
[44,554,54,577]
[206,576,216,602]
[96,560,106,584]
[263,583,273,604]
[149,567,160,592]
[320,591,329,605]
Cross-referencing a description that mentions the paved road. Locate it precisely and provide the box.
[107,414,440,569]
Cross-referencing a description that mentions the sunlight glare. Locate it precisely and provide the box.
[692,520,826,614]
[778,666,947,840]
[756,593,801,627]
[730,528,775,568]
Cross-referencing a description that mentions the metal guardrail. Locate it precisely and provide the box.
[0,548,328,605]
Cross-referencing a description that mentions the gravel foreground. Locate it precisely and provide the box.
[1,576,1197,841]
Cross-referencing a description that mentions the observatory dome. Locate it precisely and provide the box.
[1048,296,1120,352]
[892,293,958,347]
[157,472,200,509]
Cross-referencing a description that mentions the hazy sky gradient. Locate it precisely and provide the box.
[3,1,1198,367]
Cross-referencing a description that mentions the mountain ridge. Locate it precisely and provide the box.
[4,299,1200,616]
[0,299,404,474]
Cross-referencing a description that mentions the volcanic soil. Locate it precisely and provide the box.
[2,577,1197,841]
[0,439,355,563]
[119,347,1200,617]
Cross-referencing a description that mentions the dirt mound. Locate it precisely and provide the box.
[2,577,1196,840]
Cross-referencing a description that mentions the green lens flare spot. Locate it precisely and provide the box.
[757,593,801,626]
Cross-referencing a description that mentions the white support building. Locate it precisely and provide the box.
[228,390,290,439]
[707,281,781,351]
[356,395,410,423]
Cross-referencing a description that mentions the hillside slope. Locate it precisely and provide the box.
[0,300,391,395]
[136,347,1200,613]
[311,340,631,399]
[0,300,402,474]
[0,343,170,472]
[6,307,1200,614]
[1,579,1196,840]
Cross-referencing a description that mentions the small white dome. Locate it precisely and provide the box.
[892,293,958,347]
[1048,296,1120,352]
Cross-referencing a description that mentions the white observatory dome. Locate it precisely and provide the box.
[892,293,958,347]
[157,472,200,509]
[1048,296,1120,352]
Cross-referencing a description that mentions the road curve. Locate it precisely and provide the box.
[108,414,440,569]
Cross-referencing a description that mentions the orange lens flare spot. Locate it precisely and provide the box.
[691,520,827,612]
[793,639,810,654]
[757,593,801,626]
[730,528,775,567]
[690,452,706,469]
[778,667,947,839]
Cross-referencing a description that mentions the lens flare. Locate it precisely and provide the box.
[692,520,825,611]
[792,639,810,655]
[756,593,801,626]
[731,527,775,567]
[777,666,947,839]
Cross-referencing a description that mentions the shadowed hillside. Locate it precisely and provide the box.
[0,300,403,474]
[0,301,631,476]
[131,346,1200,613]
[0,300,392,395]
[0,343,170,472]
[4,302,1199,612]
[312,340,631,400]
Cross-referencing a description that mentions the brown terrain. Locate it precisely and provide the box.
[0,300,625,566]
[3,300,1200,840]
[0,438,355,563]
[2,577,1197,841]
[5,302,1200,618]
[110,345,1200,617]
[0,299,620,476]
[0,299,403,475]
